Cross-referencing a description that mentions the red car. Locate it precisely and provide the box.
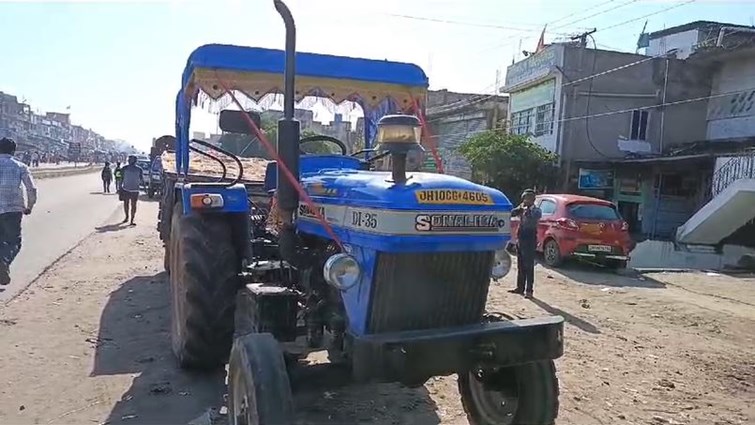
[509,194,635,269]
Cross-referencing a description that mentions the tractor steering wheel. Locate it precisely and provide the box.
[299,135,348,155]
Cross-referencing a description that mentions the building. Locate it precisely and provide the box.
[0,90,116,157]
[426,90,508,179]
[645,20,755,60]
[501,22,755,244]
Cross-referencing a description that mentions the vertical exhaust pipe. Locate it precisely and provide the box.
[273,0,300,221]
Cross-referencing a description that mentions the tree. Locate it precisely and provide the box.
[459,131,559,200]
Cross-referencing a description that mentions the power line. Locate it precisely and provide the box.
[472,0,642,57]
[547,0,621,25]
[428,47,678,117]
[384,14,560,33]
[426,85,755,139]
[598,0,697,32]
[551,0,640,31]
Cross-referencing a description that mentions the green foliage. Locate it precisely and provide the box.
[300,129,343,155]
[459,131,559,200]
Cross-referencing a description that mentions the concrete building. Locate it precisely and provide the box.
[501,22,755,248]
[0,90,113,156]
[426,90,508,179]
[502,42,711,164]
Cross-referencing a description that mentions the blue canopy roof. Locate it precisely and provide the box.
[181,44,429,91]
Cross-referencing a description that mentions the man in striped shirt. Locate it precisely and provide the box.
[0,138,37,286]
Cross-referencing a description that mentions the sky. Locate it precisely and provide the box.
[1,0,753,151]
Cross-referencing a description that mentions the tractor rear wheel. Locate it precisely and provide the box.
[459,360,559,425]
[169,202,239,370]
[228,333,294,425]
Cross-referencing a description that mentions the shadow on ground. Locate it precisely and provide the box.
[530,297,601,334]
[541,260,666,289]
[139,193,160,203]
[95,223,129,233]
[93,273,442,424]
[92,273,225,425]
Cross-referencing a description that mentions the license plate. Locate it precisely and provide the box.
[588,245,612,253]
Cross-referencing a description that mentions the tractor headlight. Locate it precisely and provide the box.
[491,249,512,280]
[323,253,362,291]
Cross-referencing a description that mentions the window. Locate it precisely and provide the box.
[511,103,555,137]
[567,203,620,220]
[539,199,557,216]
[511,109,534,135]
[534,103,555,136]
[630,110,649,141]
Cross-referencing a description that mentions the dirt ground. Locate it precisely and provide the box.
[0,200,753,425]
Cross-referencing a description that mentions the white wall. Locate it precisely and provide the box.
[706,56,755,140]
[508,77,561,153]
[647,29,700,59]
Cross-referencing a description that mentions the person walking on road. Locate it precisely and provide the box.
[114,162,123,192]
[119,155,144,226]
[0,138,37,286]
[101,162,113,193]
[508,189,542,299]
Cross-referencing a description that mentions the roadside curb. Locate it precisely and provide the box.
[31,166,99,180]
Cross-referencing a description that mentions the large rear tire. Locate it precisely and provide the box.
[228,333,294,425]
[169,202,239,370]
[459,360,559,425]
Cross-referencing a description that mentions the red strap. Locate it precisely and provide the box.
[213,75,344,251]
[410,96,444,174]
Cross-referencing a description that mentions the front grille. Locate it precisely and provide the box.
[367,251,494,334]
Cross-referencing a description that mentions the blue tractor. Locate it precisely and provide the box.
[159,1,564,423]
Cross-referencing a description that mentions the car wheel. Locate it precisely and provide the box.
[543,239,563,267]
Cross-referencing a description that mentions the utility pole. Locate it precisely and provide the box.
[562,28,596,192]
[570,28,596,48]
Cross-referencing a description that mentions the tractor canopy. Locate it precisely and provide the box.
[175,44,429,175]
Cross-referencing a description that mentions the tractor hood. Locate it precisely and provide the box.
[301,169,513,212]
[296,169,513,253]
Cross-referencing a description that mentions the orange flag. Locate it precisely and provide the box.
[536,25,547,53]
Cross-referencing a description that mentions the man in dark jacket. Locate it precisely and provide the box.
[101,162,113,193]
[509,189,542,298]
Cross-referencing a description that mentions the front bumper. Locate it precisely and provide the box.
[351,315,564,385]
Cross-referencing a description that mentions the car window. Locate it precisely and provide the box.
[539,199,557,216]
[567,203,620,220]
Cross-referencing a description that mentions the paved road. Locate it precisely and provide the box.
[0,171,122,302]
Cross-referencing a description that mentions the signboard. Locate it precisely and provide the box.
[510,79,556,113]
[578,168,614,190]
[504,45,563,89]
[68,142,82,161]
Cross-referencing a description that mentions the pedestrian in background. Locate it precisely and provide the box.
[508,189,542,299]
[101,162,113,193]
[119,155,144,226]
[0,138,37,286]
[114,162,123,192]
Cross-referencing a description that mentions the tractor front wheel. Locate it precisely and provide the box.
[228,333,294,425]
[459,360,559,425]
[169,202,239,370]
